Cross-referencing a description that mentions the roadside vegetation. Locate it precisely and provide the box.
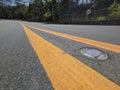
[0,0,120,23]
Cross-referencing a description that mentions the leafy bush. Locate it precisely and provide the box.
[44,11,51,18]
[43,10,52,22]
[97,16,107,20]
[109,2,120,19]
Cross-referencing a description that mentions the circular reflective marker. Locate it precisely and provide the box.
[80,47,108,60]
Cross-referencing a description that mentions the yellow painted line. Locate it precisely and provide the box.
[26,25,120,53]
[21,24,120,90]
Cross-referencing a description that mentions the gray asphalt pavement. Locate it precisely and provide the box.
[0,20,53,90]
[0,20,120,90]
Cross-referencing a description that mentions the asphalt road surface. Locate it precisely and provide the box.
[0,20,120,90]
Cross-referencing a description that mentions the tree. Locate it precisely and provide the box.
[91,0,114,9]
[28,0,44,21]
[109,0,120,19]
[15,5,28,20]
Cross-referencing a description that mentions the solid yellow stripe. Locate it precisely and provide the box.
[21,24,120,90]
[26,25,120,53]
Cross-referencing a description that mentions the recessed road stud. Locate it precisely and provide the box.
[80,47,108,60]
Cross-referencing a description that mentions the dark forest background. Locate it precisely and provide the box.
[0,0,120,23]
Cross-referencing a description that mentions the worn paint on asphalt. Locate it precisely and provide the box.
[27,25,120,53]
[21,24,120,90]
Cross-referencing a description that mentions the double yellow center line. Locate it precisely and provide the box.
[27,25,120,53]
[21,23,120,90]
